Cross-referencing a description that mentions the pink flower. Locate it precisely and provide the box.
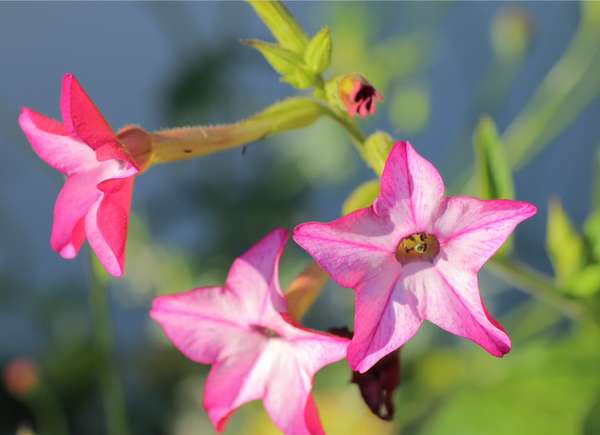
[19,73,140,277]
[294,141,537,373]
[151,229,349,435]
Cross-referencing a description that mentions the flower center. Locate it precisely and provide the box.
[395,232,440,265]
[251,325,280,338]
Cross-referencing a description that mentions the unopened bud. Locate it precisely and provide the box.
[334,74,383,118]
[329,327,401,421]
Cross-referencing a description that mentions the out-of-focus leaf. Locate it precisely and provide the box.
[490,7,532,61]
[546,199,584,286]
[304,26,332,74]
[474,116,514,254]
[583,390,600,435]
[583,149,600,261]
[242,39,312,81]
[342,180,380,215]
[247,0,309,54]
[422,325,600,435]
[567,264,600,297]
[473,116,515,201]
[363,131,394,176]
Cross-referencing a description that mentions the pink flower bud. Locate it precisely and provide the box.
[339,74,383,118]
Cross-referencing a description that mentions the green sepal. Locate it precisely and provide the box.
[304,26,332,74]
[247,0,309,54]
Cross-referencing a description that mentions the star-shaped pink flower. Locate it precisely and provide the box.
[19,73,140,276]
[151,229,349,434]
[294,141,537,373]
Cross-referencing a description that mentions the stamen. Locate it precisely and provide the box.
[395,232,440,265]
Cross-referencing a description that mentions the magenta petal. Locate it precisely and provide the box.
[435,196,537,271]
[60,74,115,149]
[85,176,134,277]
[50,169,107,258]
[226,228,289,315]
[294,208,396,288]
[19,108,97,175]
[375,141,444,231]
[348,260,422,373]
[405,260,511,357]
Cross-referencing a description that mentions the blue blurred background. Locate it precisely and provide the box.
[1,2,600,434]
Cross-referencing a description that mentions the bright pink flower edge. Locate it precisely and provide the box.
[19,74,138,276]
[151,229,349,434]
[294,141,537,373]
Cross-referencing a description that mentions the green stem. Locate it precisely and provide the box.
[89,256,131,435]
[487,256,584,319]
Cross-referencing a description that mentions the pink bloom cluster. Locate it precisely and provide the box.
[19,74,138,276]
[21,75,536,433]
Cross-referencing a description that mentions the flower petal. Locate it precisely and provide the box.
[348,259,422,373]
[204,336,268,432]
[263,344,325,435]
[50,169,108,258]
[60,73,130,164]
[294,208,396,288]
[225,228,290,317]
[403,260,511,357]
[150,286,250,365]
[375,141,445,231]
[19,108,97,175]
[435,196,537,271]
[85,176,134,277]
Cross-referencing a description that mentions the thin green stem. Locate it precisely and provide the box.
[487,256,585,319]
[89,256,131,435]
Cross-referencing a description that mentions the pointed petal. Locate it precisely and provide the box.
[50,169,106,258]
[85,176,134,277]
[404,260,511,356]
[294,207,396,288]
[263,343,325,435]
[60,73,130,163]
[19,108,97,175]
[204,336,269,432]
[225,228,290,317]
[348,259,422,373]
[375,141,445,231]
[151,287,250,365]
[435,196,537,271]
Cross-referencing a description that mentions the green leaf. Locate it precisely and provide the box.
[566,264,600,297]
[242,39,316,89]
[342,180,380,215]
[362,131,394,176]
[546,198,585,286]
[473,116,515,254]
[247,0,309,54]
[304,26,332,74]
[473,116,515,201]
